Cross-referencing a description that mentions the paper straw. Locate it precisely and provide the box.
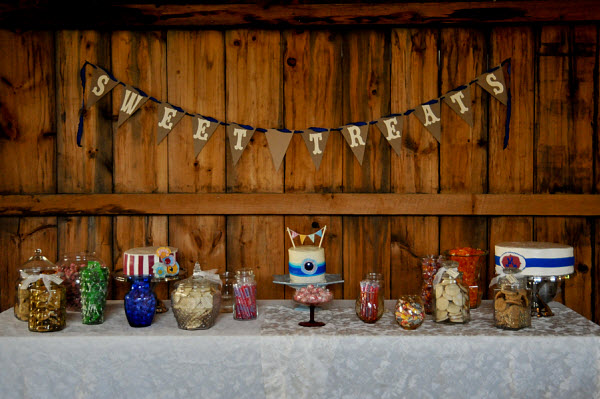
[319,226,327,248]
[287,227,296,248]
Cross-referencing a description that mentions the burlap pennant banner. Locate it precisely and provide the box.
[301,128,330,171]
[227,124,255,166]
[86,67,119,109]
[476,65,508,105]
[265,129,294,171]
[192,115,220,157]
[340,123,369,165]
[412,99,442,143]
[117,85,149,127]
[156,102,186,144]
[443,86,474,127]
[376,115,403,156]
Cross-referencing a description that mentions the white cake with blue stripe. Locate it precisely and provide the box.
[288,245,326,283]
[495,241,574,276]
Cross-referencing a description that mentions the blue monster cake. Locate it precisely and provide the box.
[288,245,326,284]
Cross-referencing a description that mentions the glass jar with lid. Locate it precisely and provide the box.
[171,263,222,330]
[432,260,470,324]
[493,263,531,330]
[55,251,108,312]
[356,272,385,323]
[233,268,257,320]
[14,249,57,321]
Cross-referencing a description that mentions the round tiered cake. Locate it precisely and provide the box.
[288,245,326,284]
[494,242,574,276]
[123,246,179,278]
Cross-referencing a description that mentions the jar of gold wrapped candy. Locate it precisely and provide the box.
[493,264,531,330]
[14,249,57,322]
[432,260,470,324]
[171,263,222,330]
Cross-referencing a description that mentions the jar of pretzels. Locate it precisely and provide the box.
[493,267,531,330]
[432,260,470,324]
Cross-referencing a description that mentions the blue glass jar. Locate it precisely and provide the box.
[124,276,156,327]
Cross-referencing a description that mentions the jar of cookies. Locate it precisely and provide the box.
[493,267,531,330]
[432,260,470,324]
[356,272,385,323]
[14,249,57,321]
[233,268,257,320]
[171,263,222,330]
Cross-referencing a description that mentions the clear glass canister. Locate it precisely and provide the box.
[395,294,425,330]
[233,268,257,320]
[494,268,531,330]
[446,247,487,309]
[171,263,222,330]
[220,271,234,313]
[14,249,56,321]
[356,272,385,323]
[421,255,443,314]
[433,260,470,324]
[56,251,108,312]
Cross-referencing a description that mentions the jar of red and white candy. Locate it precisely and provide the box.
[356,272,385,323]
[55,252,108,311]
[233,268,257,320]
[293,285,333,305]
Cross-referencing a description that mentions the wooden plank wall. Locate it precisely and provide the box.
[0,24,598,323]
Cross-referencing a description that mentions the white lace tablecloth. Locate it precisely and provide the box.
[1,300,599,399]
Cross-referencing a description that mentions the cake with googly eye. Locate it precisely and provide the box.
[288,245,326,284]
[123,246,179,278]
[494,242,574,277]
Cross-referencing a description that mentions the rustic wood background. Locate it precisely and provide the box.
[1,3,599,322]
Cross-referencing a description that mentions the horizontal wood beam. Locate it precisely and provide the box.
[0,194,598,216]
[1,2,599,29]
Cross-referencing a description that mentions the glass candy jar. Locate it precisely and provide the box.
[220,271,234,313]
[56,252,108,311]
[395,295,425,330]
[171,263,222,330]
[446,247,487,309]
[80,261,110,325]
[356,272,385,323]
[14,249,56,321]
[233,268,257,320]
[433,260,470,324]
[494,268,531,330]
[124,276,156,327]
[421,255,443,314]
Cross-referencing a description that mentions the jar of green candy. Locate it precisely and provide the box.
[80,261,110,324]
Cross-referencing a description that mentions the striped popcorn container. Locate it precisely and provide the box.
[233,268,257,320]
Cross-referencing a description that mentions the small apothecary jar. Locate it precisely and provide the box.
[55,252,108,312]
[395,295,425,330]
[171,263,222,330]
[432,260,470,324]
[355,272,385,323]
[233,268,257,320]
[14,249,57,322]
[493,267,531,330]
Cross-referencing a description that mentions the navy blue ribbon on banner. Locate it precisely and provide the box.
[76,61,93,147]
[504,59,512,149]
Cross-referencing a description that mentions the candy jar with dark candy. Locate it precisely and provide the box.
[124,276,156,327]
[14,249,56,321]
[56,252,108,312]
[80,261,110,325]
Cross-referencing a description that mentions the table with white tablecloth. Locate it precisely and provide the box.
[1,300,599,399]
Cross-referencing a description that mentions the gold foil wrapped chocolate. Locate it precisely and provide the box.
[28,278,66,332]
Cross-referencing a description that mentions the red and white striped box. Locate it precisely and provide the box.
[123,246,178,277]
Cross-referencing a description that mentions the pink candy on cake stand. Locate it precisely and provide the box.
[293,285,333,327]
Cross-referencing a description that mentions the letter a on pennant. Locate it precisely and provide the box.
[376,116,403,156]
[301,128,330,171]
[156,102,185,144]
[412,100,442,143]
[117,85,149,127]
[86,67,118,109]
[192,116,219,157]
[476,65,508,105]
[443,87,474,127]
[340,123,369,165]
[226,124,255,166]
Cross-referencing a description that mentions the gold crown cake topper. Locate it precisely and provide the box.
[286,226,327,248]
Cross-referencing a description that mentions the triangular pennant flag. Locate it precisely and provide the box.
[315,229,323,237]
[308,233,315,243]
[117,85,149,127]
[290,230,299,239]
[476,65,508,105]
[227,124,255,166]
[156,102,185,144]
[443,86,474,127]
[376,116,403,156]
[86,67,118,109]
[299,234,307,244]
[301,128,330,171]
[265,129,294,171]
[412,100,442,143]
[340,123,369,165]
[192,115,220,157]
